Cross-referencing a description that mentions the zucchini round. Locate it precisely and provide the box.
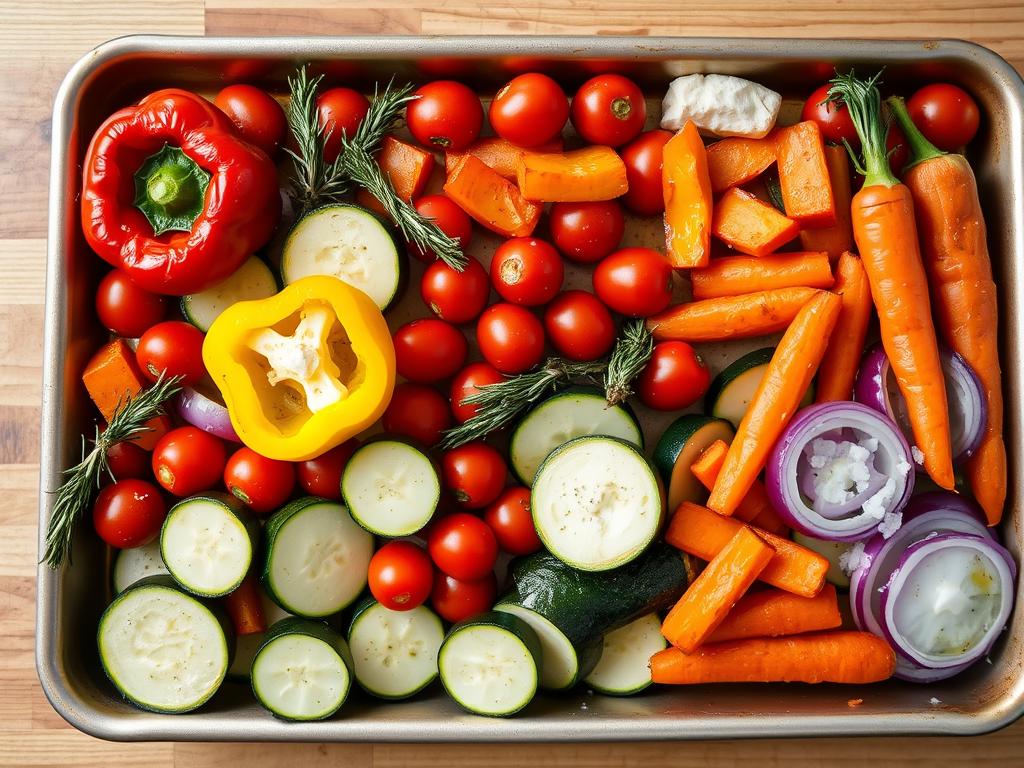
[706,347,814,428]
[342,440,439,537]
[652,414,735,512]
[584,613,667,696]
[112,539,168,594]
[181,256,277,332]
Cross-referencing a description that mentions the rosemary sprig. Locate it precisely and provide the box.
[604,320,654,406]
[285,66,350,213]
[43,374,182,569]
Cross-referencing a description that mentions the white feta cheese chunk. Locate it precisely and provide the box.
[660,74,781,138]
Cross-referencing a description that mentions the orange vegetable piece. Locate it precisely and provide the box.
[776,120,837,228]
[712,187,800,257]
[690,439,789,534]
[443,154,541,238]
[223,572,267,636]
[515,146,627,203]
[445,136,563,181]
[355,135,435,216]
[689,251,833,301]
[662,120,713,268]
[815,252,873,403]
[706,135,777,195]
[800,144,855,257]
[707,584,842,643]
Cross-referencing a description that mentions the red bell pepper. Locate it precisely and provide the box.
[81,89,281,296]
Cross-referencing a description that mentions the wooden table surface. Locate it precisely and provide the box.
[4,0,1024,765]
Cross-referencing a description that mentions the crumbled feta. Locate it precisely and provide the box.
[930,697,942,706]
[878,510,903,540]
[809,439,874,504]
[660,74,781,138]
[840,541,867,575]
[863,477,896,520]
[911,446,925,465]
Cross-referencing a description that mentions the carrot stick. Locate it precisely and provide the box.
[516,146,627,202]
[800,144,855,257]
[815,252,872,403]
[222,571,267,636]
[707,584,841,643]
[445,136,563,180]
[707,290,841,516]
[707,135,777,194]
[889,96,1005,524]
[776,120,837,228]
[661,527,774,653]
[443,154,541,238]
[689,252,833,301]
[829,73,954,490]
[690,439,789,534]
[712,187,800,257]
[650,631,896,684]
[663,120,713,268]
[646,286,820,343]
[355,135,435,216]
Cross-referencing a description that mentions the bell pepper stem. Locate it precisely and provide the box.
[134,144,211,235]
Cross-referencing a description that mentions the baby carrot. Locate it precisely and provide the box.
[707,291,841,516]
[706,134,777,194]
[223,571,267,636]
[712,187,801,257]
[689,252,833,301]
[690,439,789,534]
[799,144,855,258]
[706,584,842,643]
[815,252,872,403]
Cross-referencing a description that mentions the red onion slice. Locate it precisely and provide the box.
[177,386,240,443]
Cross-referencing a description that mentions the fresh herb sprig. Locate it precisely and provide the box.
[43,374,182,569]
[604,320,655,406]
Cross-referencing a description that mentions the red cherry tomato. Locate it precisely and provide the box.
[483,486,542,555]
[409,194,474,263]
[490,238,564,306]
[801,84,859,147]
[406,81,483,151]
[476,303,545,374]
[907,83,980,152]
[543,290,615,362]
[620,130,672,216]
[92,479,167,549]
[393,319,468,383]
[637,341,711,411]
[368,541,434,611]
[151,427,227,497]
[427,512,499,580]
[449,362,504,424]
[887,121,910,176]
[548,201,625,264]
[135,321,206,386]
[95,269,167,338]
[441,442,507,509]
[430,571,497,623]
[382,383,453,447]
[420,256,490,324]
[223,446,295,514]
[214,84,287,156]
[316,87,370,162]
[296,439,359,500]
[489,73,568,148]
[105,441,150,481]
[593,247,673,318]
[570,74,646,147]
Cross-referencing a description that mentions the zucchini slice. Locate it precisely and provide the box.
[652,414,735,512]
[347,598,444,699]
[439,611,541,717]
[706,347,813,428]
[509,386,643,484]
[531,436,662,571]
[342,440,439,537]
[252,617,354,721]
[98,576,231,713]
[181,256,277,332]
[112,539,168,594]
[281,204,404,311]
[584,613,667,696]
[792,532,853,589]
[261,497,374,617]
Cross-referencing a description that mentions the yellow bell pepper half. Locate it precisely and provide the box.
[203,275,396,461]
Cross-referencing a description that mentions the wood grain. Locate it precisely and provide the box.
[3,0,1024,765]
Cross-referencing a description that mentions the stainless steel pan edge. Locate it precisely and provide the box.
[36,35,1024,742]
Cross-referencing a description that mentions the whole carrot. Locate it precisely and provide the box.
[828,72,954,490]
[888,95,1005,525]
[689,252,833,301]
[815,252,872,403]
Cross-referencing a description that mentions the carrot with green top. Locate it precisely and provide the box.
[690,439,789,535]
[887,95,1005,524]
[689,252,833,301]
[707,291,841,516]
[828,72,954,490]
[815,252,872,403]
[707,583,841,643]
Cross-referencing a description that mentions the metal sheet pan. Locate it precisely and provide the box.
[36,35,1024,742]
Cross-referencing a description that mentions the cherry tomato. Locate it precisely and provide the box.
[92,479,167,549]
[907,83,980,152]
[802,84,859,147]
[637,341,711,411]
[449,362,504,424]
[382,383,453,447]
[151,427,227,497]
[441,442,507,509]
[549,201,625,264]
[317,87,370,162]
[223,446,295,514]
[476,303,545,374]
[570,74,646,147]
[490,238,564,307]
[214,84,287,156]
[593,247,673,318]
[420,256,490,324]
[393,319,468,383]
[489,73,569,148]
[427,512,498,580]
[95,269,167,338]
[887,121,910,176]
[430,571,497,623]
[409,194,474,263]
[296,439,359,500]
[543,290,615,362]
[135,321,206,386]
[105,441,150,481]
[620,130,672,216]
[406,81,483,151]
[368,541,434,611]
[483,486,542,555]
